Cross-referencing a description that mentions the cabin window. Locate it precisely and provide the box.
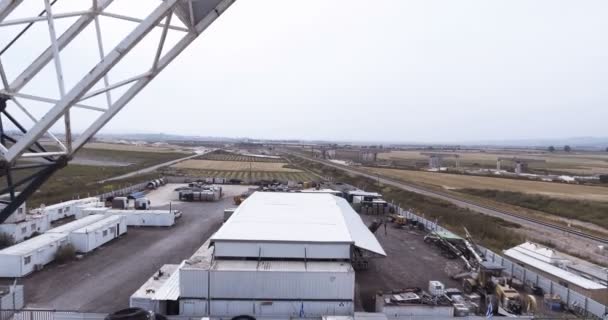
[21,227,27,234]
[102,230,108,237]
[65,207,70,212]
[24,256,31,265]
[109,227,116,234]
[58,208,63,214]
[17,208,23,214]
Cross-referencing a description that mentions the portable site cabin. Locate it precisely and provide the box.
[46,214,107,234]
[106,210,175,227]
[0,233,68,277]
[0,193,26,224]
[81,207,111,217]
[70,215,127,253]
[74,203,106,219]
[0,214,50,243]
[42,200,77,222]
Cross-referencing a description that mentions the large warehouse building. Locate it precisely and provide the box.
[132,192,385,318]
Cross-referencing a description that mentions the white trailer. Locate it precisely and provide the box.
[106,210,175,227]
[74,202,105,219]
[69,215,127,253]
[0,233,68,277]
[38,198,101,223]
[0,193,26,224]
[46,214,107,234]
[0,214,50,243]
[81,207,111,216]
[42,200,78,222]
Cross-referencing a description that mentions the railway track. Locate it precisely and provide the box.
[286,151,608,245]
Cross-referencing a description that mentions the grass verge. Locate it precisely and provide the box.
[457,189,608,230]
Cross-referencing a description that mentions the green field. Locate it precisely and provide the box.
[196,150,284,163]
[161,167,317,182]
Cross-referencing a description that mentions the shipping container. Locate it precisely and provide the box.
[180,241,213,299]
[209,300,354,318]
[180,267,209,299]
[209,260,354,300]
[377,304,454,318]
[180,299,208,317]
[69,215,127,253]
[0,233,69,277]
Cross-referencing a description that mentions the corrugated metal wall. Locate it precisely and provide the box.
[214,241,351,259]
[210,268,354,300]
[179,268,209,298]
[209,300,354,318]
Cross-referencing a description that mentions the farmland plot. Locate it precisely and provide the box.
[172,160,302,172]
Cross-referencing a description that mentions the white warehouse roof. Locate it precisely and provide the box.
[211,192,385,256]
[504,245,605,290]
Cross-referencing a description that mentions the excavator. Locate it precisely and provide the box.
[451,228,533,316]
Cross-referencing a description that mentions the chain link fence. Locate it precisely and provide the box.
[387,202,607,319]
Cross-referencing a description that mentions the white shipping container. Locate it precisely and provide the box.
[209,300,354,318]
[180,299,208,317]
[210,260,354,300]
[69,215,127,253]
[379,305,454,318]
[130,297,159,313]
[0,233,68,277]
[180,267,209,298]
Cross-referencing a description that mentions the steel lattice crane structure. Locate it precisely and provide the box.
[0,0,236,223]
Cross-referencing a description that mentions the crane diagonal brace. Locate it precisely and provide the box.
[0,0,237,223]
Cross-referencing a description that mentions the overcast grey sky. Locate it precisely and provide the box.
[2,1,608,143]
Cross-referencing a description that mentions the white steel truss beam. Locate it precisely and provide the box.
[4,0,181,163]
[73,0,237,151]
[8,0,115,93]
[0,0,237,223]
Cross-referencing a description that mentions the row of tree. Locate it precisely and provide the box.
[547,145,608,152]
